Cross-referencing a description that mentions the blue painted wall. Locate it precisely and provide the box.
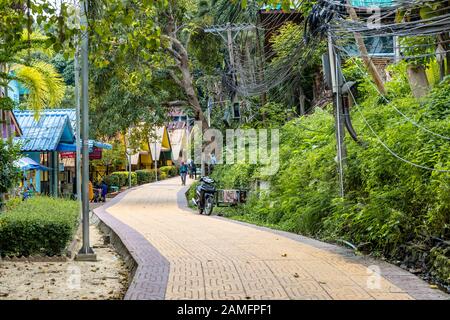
[7,80,21,105]
[25,152,42,193]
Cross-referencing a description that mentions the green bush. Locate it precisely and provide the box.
[186,181,199,208]
[0,139,21,208]
[0,197,79,257]
[104,174,119,188]
[135,169,157,185]
[107,171,137,187]
[106,166,177,187]
[5,197,22,211]
[160,165,178,177]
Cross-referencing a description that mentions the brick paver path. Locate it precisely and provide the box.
[97,177,449,300]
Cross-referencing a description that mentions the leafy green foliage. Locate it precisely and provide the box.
[108,166,177,187]
[135,170,158,185]
[0,97,15,111]
[0,139,21,195]
[106,172,137,188]
[0,197,79,256]
[400,36,435,67]
[159,165,178,177]
[91,139,126,170]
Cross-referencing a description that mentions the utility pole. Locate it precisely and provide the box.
[127,128,132,188]
[128,152,132,188]
[76,0,96,261]
[204,23,254,177]
[74,40,82,206]
[226,23,238,105]
[154,127,158,182]
[328,33,346,198]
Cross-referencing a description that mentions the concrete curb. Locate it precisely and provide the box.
[93,185,170,300]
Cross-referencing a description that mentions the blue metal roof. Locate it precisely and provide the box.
[43,109,112,150]
[39,109,78,134]
[14,110,75,152]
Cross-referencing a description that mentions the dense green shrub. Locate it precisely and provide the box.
[4,197,22,211]
[106,166,177,187]
[0,139,21,209]
[104,174,120,188]
[160,165,178,177]
[135,169,157,185]
[0,197,79,256]
[107,171,137,187]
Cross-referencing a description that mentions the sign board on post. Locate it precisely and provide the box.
[89,147,102,160]
[60,152,76,159]
[60,148,103,160]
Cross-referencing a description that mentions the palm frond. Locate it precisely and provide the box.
[14,61,65,118]
[14,64,49,117]
[31,61,65,107]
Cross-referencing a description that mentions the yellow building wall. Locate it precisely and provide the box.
[162,128,170,149]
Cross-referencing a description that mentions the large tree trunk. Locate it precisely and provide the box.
[347,4,387,96]
[164,30,208,130]
[179,62,208,129]
[407,64,430,99]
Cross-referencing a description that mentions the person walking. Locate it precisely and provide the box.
[101,180,108,202]
[188,159,193,179]
[191,161,197,179]
[179,162,188,186]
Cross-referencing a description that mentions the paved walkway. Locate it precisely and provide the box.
[95,177,449,300]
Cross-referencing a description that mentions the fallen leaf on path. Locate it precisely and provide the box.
[430,285,439,289]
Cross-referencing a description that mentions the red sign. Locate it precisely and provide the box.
[60,148,102,160]
[89,147,102,160]
[60,152,75,159]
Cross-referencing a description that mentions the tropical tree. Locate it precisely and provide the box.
[0,139,21,210]
[0,2,66,126]
[157,0,209,129]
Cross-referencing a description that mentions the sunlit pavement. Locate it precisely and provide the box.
[97,176,449,300]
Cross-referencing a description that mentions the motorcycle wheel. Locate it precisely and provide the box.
[204,195,214,216]
[197,198,203,214]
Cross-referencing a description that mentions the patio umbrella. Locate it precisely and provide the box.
[14,157,50,171]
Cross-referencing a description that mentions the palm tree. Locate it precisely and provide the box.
[1,30,66,138]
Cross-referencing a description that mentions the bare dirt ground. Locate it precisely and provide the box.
[0,224,128,300]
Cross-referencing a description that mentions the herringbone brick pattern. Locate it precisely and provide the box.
[101,177,448,300]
